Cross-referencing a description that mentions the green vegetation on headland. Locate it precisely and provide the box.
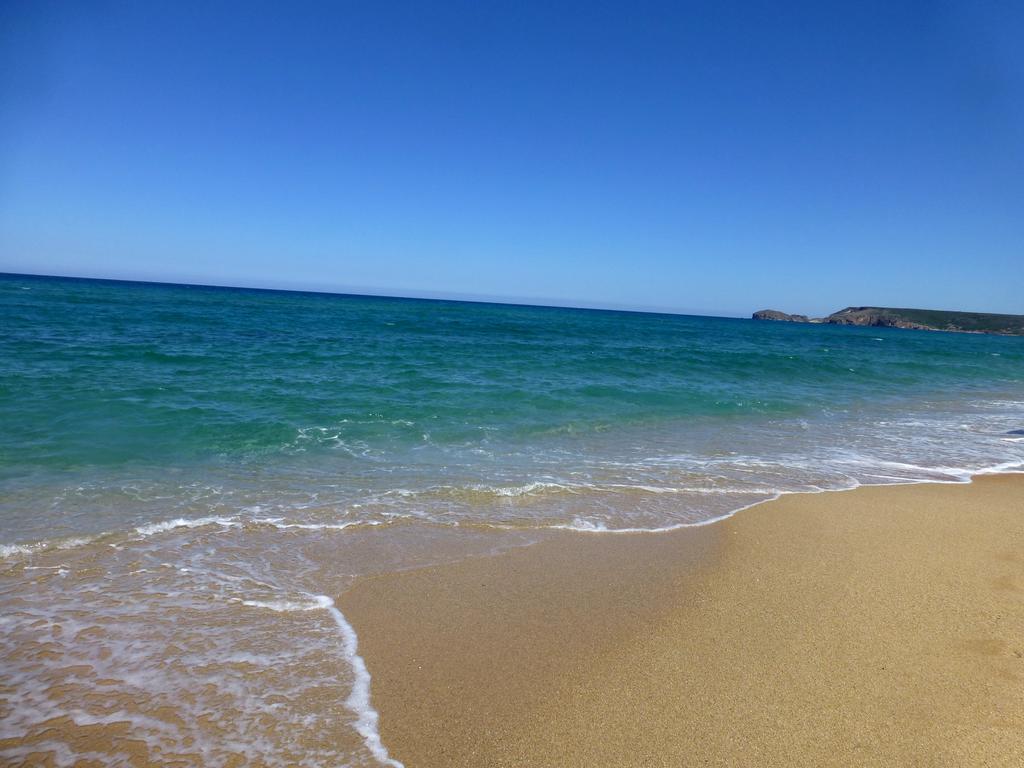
[752,307,1024,335]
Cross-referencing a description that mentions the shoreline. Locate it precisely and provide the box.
[4,459,1022,557]
[1,470,1022,765]
[340,472,1024,767]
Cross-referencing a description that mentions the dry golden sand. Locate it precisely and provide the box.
[340,475,1024,767]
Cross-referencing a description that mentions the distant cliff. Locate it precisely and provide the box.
[752,306,1024,335]
[752,309,809,323]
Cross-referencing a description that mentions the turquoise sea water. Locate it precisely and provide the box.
[4,273,1024,540]
[2,273,1023,766]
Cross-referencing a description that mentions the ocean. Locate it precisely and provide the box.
[2,273,1022,766]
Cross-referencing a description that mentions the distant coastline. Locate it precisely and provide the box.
[753,306,1024,336]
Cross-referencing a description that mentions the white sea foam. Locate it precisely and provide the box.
[485,481,576,497]
[550,494,783,533]
[238,598,325,612]
[133,515,239,537]
[257,519,381,531]
[0,543,36,558]
[0,536,98,560]
[314,595,404,768]
[975,459,1024,475]
[601,483,781,495]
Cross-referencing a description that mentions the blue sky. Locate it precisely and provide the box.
[1,1,1022,316]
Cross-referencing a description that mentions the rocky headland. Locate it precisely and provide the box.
[752,306,1024,335]
[752,309,810,323]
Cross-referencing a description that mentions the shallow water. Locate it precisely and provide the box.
[1,274,1022,765]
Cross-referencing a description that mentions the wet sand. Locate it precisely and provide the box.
[340,475,1024,767]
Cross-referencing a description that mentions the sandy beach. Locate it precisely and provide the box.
[341,474,1024,767]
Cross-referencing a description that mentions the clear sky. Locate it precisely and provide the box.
[1,1,1022,317]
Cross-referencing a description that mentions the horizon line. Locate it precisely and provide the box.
[0,270,748,320]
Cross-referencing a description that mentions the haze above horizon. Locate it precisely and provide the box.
[2,1,1022,316]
